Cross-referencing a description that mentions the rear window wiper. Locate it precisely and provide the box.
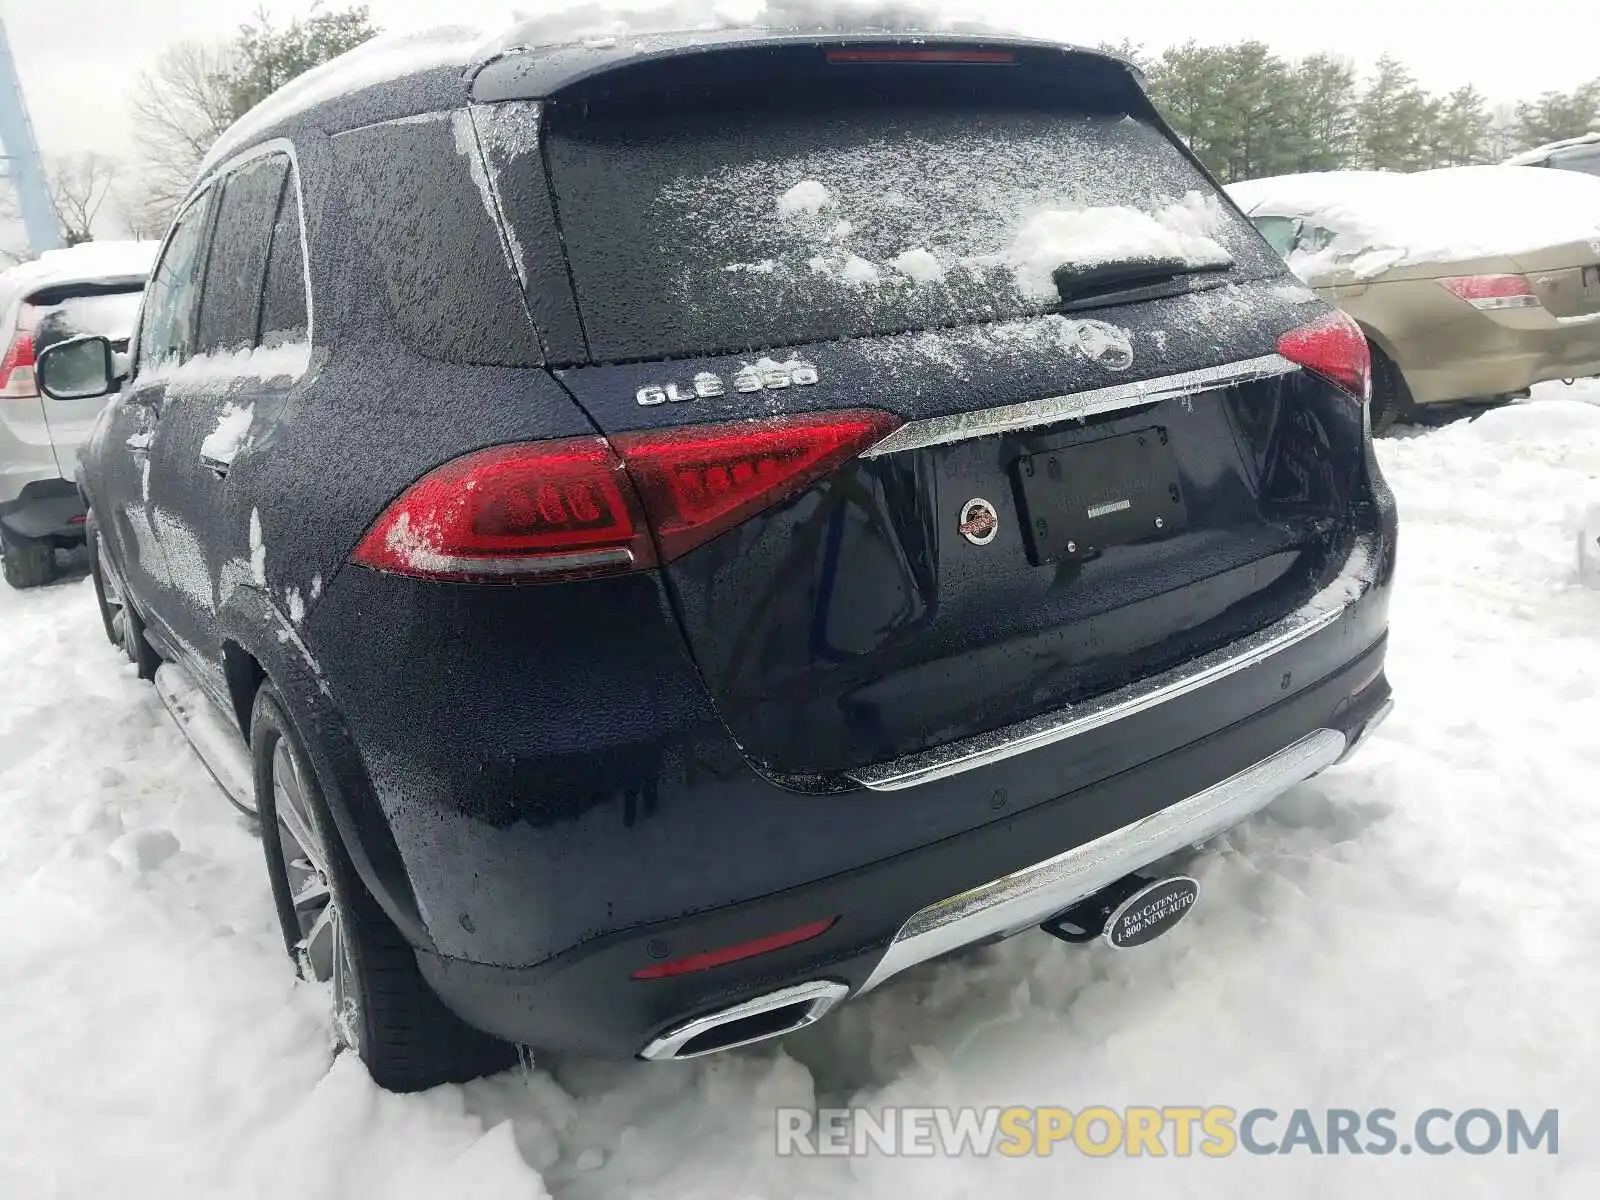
[1052,257,1234,313]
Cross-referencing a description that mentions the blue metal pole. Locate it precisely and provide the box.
[0,16,62,255]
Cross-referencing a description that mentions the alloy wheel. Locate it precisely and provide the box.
[271,739,360,1049]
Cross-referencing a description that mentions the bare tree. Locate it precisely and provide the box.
[126,40,237,224]
[47,154,118,245]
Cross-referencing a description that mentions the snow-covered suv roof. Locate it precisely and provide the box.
[0,240,158,338]
[0,240,158,301]
[195,21,1114,179]
[1504,131,1600,166]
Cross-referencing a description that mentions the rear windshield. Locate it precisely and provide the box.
[543,102,1280,363]
[29,288,145,355]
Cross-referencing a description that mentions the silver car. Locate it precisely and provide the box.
[0,242,156,588]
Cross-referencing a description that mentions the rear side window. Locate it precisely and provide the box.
[260,178,308,347]
[542,98,1281,362]
[1251,216,1299,258]
[140,190,214,366]
[196,154,290,354]
[330,113,539,366]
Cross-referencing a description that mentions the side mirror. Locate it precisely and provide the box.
[36,335,118,401]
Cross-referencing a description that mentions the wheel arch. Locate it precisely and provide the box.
[218,585,436,954]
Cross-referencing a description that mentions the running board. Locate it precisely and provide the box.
[154,662,256,815]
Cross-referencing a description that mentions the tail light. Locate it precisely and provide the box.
[611,410,900,563]
[630,917,838,980]
[1438,274,1542,311]
[352,409,900,583]
[1275,309,1371,403]
[0,305,40,399]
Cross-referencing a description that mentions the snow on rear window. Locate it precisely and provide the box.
[546,105,1274,361]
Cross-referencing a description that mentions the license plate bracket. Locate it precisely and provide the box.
[1012,427,1188,564]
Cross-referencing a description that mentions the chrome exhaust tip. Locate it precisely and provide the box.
[638,980,848,1062]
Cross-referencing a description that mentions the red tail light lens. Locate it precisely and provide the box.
[1438,274,1542,311]
[1275,310,1371,403]
[825,48,1017,65]
[352,410,900,582]
[351,437,655,582]
[0,310,39,399]
[630,917,838,980]
[612,409,901,563]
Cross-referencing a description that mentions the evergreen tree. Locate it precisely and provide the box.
[1288,54,1359,172]
[1514,81,1600,149]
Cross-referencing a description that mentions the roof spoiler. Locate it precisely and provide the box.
[470,30,1144,108]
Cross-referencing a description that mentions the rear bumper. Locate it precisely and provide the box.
[416,632,1393,1059]
[1403,308,1600,403]
[0,477,86,543]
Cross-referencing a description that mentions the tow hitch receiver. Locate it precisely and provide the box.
[1041,874,1200,950]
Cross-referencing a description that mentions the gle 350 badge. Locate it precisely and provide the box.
[636,362,820,406]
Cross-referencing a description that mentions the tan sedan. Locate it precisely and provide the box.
[1228,166,1600,429]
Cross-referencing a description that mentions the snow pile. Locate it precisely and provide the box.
[200,403,254,465]
[7,384,1600,1194]
[777,179,837,217]
[983,193,1232,301]
[1228,166,1600,281]
[748,182,1232,299]
[145,342,312,391]
[1,240,159,302]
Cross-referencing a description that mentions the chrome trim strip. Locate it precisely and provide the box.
[848,599,1354,794]
[856,728,1347,994]
[416,547,635,577]
[860,353,1298,458]
[638,980,849,1061]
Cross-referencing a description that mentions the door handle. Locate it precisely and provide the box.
[201,455,231,480]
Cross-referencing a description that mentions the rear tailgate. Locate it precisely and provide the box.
[495,42,1374,783]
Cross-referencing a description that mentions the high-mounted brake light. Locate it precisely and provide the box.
[630,917,838,980]
[352,410,901,583]
[1438,274,1542,311]
[825,48,1017,65]
[1275,309,1371,403]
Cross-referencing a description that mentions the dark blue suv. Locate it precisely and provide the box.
[39,28,1396,1091]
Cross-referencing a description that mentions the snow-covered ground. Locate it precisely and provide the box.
[4,382,1600,1198]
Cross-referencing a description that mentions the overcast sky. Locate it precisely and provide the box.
[6,0,1599,161]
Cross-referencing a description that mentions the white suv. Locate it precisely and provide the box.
[0,241,156,588]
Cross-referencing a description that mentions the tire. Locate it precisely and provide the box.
[251,683,516,1092]
[1,529,56,590]
[1367,343,1414,435]
[120,601,161,680]
[86,514,121,645]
